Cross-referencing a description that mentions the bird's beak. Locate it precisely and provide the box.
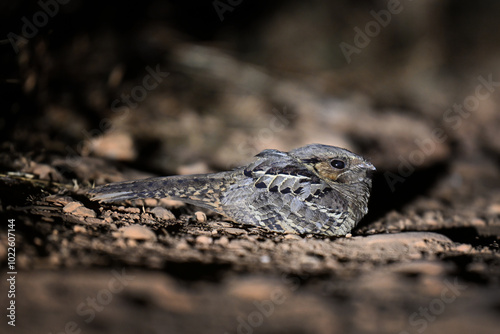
[361,161,376,171]
[357,160,376,179]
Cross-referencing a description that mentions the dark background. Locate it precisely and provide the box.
[1,1,500,333]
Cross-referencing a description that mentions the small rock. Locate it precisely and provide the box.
[45,195,74,207]
[210,222,234,228]
[87,132,137,161]
[73,207,96,218]
[196,235,212,245]
[120,225,157,241]
[119,207,140,214]
[224,227,247,236]
[284,234,302,240]
[63,202,83,213]
[216,236,229,246]
[63,202,96,218]
[115,238,127,248]
[85,217,106,224]
[30,163,64,182]
[175,239,191,250]
[143,198,158,206]
[127,239,138,247]
[151,207,176,220]
[73,226,86,233]
[41,216,55,222]
[195,211,207,223]
[455,244,473,253]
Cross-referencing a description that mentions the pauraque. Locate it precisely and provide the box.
[89,144,375,236]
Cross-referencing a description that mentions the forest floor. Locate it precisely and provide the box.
[1,138,499,334]
[2,1,500,332]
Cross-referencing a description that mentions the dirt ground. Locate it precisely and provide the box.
[1,1,500,334]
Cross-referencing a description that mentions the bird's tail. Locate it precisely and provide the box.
[88,172,230,212]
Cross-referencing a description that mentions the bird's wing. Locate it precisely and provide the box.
[89,172,232,213]
[221,152,351,236]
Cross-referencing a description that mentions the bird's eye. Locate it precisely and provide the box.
[330,159,345,169]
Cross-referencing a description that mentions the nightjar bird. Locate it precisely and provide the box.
[89,144,375,236]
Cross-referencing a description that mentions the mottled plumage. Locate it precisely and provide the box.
[89,144,375,236]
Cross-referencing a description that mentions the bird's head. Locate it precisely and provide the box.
[289,144,375,187]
